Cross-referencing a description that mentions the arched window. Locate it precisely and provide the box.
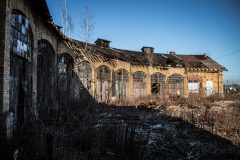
[151,73,165,95]
[168,74,184,97]
[37,40,56,122]
[79,62,92,90]
[9,10,33,127]
[96,66,111,101]
[97,65,111,82]
[58,53,73,76]
[114,69,129,99]
[115,69,128,81]
[11,10,33,59]
[133,71,146,82]
[133,71,147,97]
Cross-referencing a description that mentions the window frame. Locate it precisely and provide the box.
[10,10,33,60]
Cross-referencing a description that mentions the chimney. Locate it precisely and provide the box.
[169,51,176,55]
[141,46,154,66]
[95,38,111,48]
[203,53,208,59]
[141,46,154,54]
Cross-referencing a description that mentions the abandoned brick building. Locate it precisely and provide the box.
[0,0,226,148]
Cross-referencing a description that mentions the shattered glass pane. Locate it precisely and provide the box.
[58,54,73,76]
[151,73,165,95]
[115,69,128,81]
[97,66,111,81]
[11,10,32,60]
[114,69,129,98]
[168,74,184,97]
[133,72,146,82]
[79,62,92,90]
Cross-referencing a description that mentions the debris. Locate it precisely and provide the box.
[94,124,102,128]
[12,148,22,160]
[151,124,163,130]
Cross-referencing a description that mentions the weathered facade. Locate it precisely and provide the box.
[0,0,225,150]
[72,40,225,101]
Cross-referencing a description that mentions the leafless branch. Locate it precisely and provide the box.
[79,6,94,49]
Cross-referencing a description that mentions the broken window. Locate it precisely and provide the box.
[79,61,92,91]
[96,66,111,101]
[151,73,165,96]
[57,53,74,111]
[9,10,33,128]
[168,74,184,97]
[58,53,73,76]
[10,10,32,60]
[133,71,147,97]
[114,69,129,99]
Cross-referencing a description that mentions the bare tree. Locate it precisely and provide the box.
[79,6,94,49]
[57,0,73,37]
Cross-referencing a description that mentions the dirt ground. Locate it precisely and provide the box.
[50,101,239,160]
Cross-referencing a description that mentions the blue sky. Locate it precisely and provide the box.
[46,0,240,82]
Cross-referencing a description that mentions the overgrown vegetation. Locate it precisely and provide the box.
[8,93,240,160]
[164,94,240,146]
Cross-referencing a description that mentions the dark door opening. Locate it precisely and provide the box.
[9,55,30,128]
[37,40,56,123]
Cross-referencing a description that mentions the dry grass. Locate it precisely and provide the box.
[5,93,240,160]
[160,94,240,146]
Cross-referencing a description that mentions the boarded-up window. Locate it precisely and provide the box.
[168,74,184,97]
[188,80,199,93]
[133,71,146,98]
[206,80,213,96]
[96,66,111,101]
[151,73,165,96]
[79,62,92,91]
[115,69,129,99]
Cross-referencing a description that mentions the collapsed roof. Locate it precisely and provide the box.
[65,40,227,71]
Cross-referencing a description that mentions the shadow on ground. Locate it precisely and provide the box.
[13,101,238,160]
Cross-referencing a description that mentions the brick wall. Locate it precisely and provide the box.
[0,0,6,110]
[0,0,78,140]
[0,0,7,153]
